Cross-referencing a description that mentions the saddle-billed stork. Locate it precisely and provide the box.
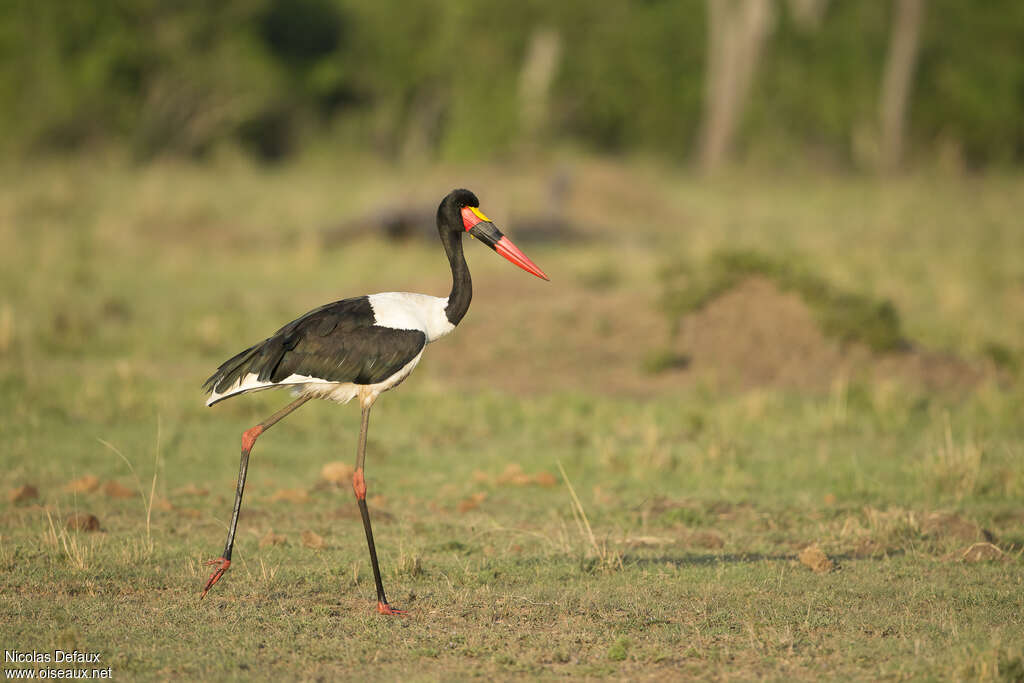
[200,189,548,615]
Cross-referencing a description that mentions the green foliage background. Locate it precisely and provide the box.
[1,0,1022,167]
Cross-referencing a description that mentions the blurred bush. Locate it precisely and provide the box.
[0,0,1021,167]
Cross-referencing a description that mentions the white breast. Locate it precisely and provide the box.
[368,292,455,343]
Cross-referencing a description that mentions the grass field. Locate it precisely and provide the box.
[2,157,1023,680]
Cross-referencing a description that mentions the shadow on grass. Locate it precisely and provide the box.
[627,549,905,567]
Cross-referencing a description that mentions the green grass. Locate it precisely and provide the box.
[2,158,1024,680]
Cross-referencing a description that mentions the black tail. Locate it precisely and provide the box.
[202,343,263,397]
[203,329,298,401]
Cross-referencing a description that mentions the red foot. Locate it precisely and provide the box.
[200,557,231,599]
[377,600,407,616]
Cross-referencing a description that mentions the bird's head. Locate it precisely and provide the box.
[439,189,549,281]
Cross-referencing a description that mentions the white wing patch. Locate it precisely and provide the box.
[206,371,331,406]
[368,292,455,343]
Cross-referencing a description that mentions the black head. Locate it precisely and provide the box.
[435,188,548,280]
[437,188,480,231]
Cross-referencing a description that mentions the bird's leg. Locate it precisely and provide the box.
[352,400,406,616]
[201,395,311,599]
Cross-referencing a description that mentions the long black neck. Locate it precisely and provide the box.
[440,225,472,326]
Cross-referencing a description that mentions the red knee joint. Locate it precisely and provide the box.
[242,424,264,452]
[352,468,367,500]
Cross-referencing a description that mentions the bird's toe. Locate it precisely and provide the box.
[200,557,231,599]
[377,601,408,616]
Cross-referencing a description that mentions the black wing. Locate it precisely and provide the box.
[203,296,426,399]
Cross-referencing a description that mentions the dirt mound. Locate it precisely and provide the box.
[672,277,983,392]
[674,277,838,390]
[426,270,985,397]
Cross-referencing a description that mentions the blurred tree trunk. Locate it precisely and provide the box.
[879,0,924,171]
[699,0,775,172]
[401,91,446,162]
[518,27,561,154]
[786,0,828,31]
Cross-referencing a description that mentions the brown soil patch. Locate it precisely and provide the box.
[260,529,288,547]
[103,481,136,499]
[300,530,326,549]
[494,464,558,488]
[922,512,995,543]
[848,538,895,559]
[65,475,100,494]
[959,542,1005,562]
[7,484,39,503]
[270,488,310,504]
[320,462,355,486]
[684,530,725,550]
[426,269,672,396]
[172,483,209,497]
[457,492,488,514]
[65,512,101,532]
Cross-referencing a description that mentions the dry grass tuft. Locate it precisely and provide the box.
[97,422,161,555]
[43,509,92,571]
[926,413,985,500]
[557,460,622,571]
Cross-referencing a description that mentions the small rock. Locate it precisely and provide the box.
[798,544,835,573]
[8,484,39,503]
[65,513,100,532]
[301,530,325,549]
